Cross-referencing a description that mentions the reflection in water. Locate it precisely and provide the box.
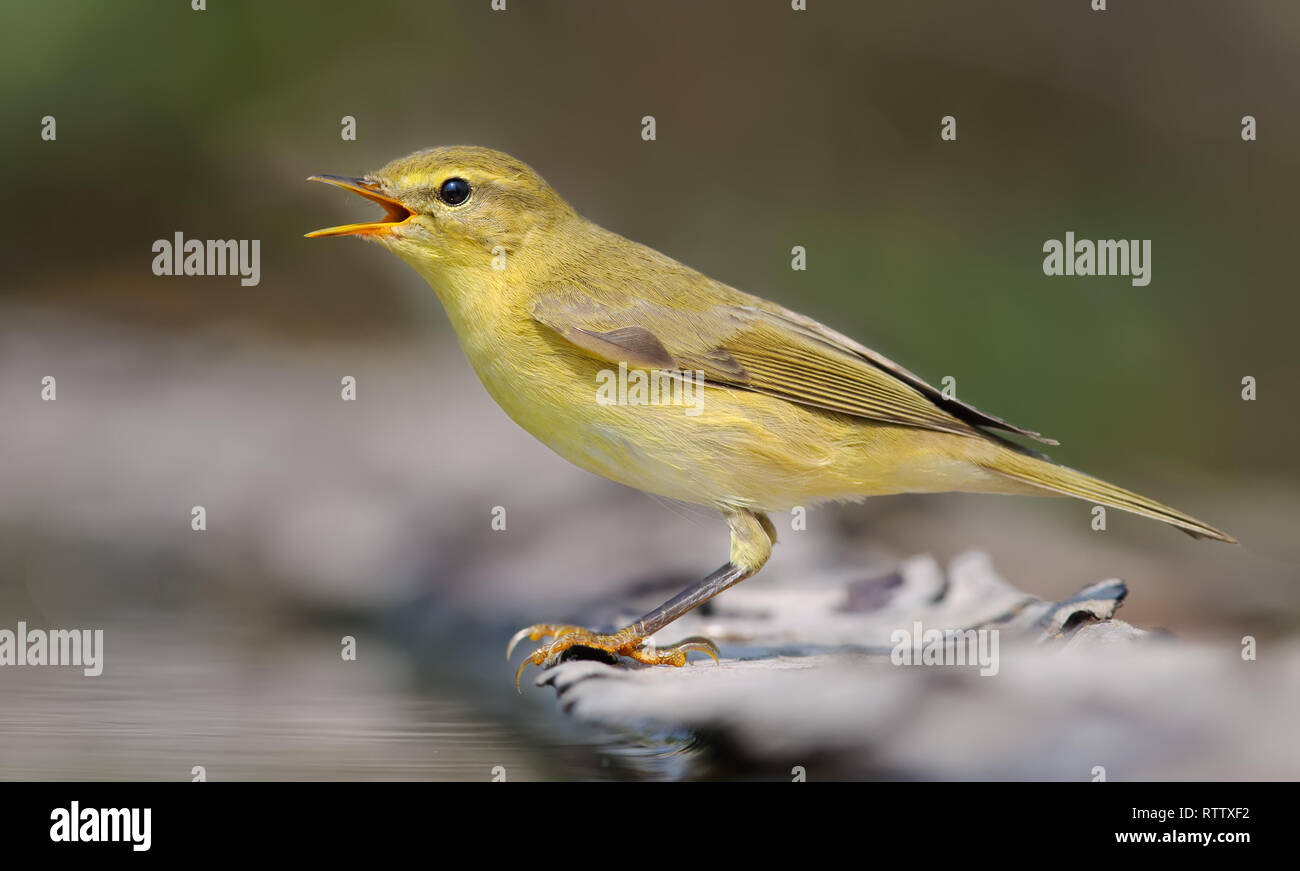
[0,616,557,781]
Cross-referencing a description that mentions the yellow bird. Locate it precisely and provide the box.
[307,146,1235,689]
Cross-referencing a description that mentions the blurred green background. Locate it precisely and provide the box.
[1,1,1297,780]
[3,0,1296,480]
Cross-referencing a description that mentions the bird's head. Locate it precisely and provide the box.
[306,145,575,274]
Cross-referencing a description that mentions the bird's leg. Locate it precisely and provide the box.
[509,509,775,690]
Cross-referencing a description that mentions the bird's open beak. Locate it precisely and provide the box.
[305,175,414,238]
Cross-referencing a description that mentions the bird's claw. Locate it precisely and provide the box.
[659,635,721,662]
[508,624,720,692]
[506,624,585,661]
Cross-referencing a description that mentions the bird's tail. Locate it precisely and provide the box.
[982,447,1237,543]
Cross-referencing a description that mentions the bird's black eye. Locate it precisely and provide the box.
[438,177,471,206]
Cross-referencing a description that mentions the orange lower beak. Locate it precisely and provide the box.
[305,175,413,238]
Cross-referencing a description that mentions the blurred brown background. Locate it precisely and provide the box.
[0,1,1296,780]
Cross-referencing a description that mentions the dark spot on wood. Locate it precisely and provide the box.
[839,571,905,612]
[560,645,621,666]
[1060,610,1096,634]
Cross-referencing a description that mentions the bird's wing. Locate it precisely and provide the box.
[531,284,1056,444]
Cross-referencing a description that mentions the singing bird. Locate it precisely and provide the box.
[307,146,1235,689]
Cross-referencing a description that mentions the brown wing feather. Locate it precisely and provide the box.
[531,287,1054,444]
[743,305,1057,444]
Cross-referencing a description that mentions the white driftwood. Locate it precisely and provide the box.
[534,551,1300,780]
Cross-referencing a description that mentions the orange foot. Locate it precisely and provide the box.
[506,623,719,691]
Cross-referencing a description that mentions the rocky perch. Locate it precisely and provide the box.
[529,551,1299,780]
